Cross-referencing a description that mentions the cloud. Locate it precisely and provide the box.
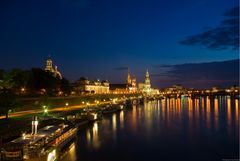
[152,65,173,68]
[180,6,239,50]
[154,59,239,88]
[113,67,128,71]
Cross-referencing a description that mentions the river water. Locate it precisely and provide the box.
[61,96,239,161]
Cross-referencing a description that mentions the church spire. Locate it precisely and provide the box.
[145,69,151,88]
[45,56,53,72]
[127,67,131,85]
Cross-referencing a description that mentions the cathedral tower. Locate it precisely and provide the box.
[127,68,132,85]
[45,56,54,72]
[145,69,151,89]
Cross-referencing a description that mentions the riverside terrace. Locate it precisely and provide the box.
[0,94,140,144]
[0,86,238,138]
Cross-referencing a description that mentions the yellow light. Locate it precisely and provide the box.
[44,109,48,113]
[82,101,85,104]
[65,102,69,106]
[47,149,56,161]
[22,133,26,139]
[21,87,25,92]
[94,114,97,120]
[120,105,124,110]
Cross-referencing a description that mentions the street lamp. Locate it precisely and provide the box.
[43,105,48,115]
[44,108,48,114]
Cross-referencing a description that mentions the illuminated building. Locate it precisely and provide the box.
[138,69,159,95]
[74,77,109,94]
[110,68,137,94]
[127,68,137,93]
[44,56,62,79]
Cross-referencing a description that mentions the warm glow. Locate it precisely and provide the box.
[22,133,26,139]
[112,114,117,132]
[227,97,231,126]
[44,109,48,113]
[21,87,26,92]
[235,99,239,123]
[120,111,124,129]
[47,149,57,161]
[214,98,219,129]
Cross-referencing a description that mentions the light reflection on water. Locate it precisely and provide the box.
[61,96,239,161]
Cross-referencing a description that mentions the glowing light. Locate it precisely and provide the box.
[22,133,26,139]
[21,87,25,92]
[65,102,69,106]
[47,149,57,161]
[94,114,97,120]
[227,97,231,126]
[44,109,48,113]
[112,114,117,131]
[235,99,239,123]
[120,111,124,129]
[120,105,124,110]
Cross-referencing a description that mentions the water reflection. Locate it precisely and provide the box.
[61,96,239,161]
[227,97,231,127]
[206,96,211,129]
[214,98,219,130]
[235,99,239,123]
[120,111,124,129]
[86,122,100,149]
[112,114,117,140]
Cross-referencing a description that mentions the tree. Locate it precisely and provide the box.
[0,71,15,90]
[0,89,17,119]
[60,78,72,95]
[8,69,30,89]
[29,68,61,95]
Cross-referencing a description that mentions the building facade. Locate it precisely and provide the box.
[126,68,137,93]
[138,69,159,95]
[74,77,109,94]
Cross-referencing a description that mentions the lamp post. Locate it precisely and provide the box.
[65,102,69,110]
[43,105,48,120]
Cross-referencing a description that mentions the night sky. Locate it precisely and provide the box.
[0,0,238,88]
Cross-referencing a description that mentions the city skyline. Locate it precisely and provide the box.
[0,0,239,88]
[0,1,239,161]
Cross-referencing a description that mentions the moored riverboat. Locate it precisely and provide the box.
[1,117,77,161]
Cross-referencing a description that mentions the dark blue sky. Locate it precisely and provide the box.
[0,0,238,87]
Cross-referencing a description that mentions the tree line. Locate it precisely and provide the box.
[0,68,72,119]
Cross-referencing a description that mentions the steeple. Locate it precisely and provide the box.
[145,69,151,88]
[127,67,132,85]
[45,56,54,72]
